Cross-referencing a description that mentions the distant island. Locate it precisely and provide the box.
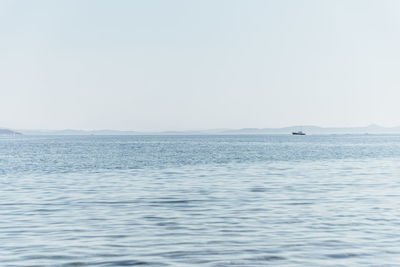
[0,128,21,135]
[13,124,400,135]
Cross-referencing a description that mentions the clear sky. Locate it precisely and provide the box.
[1,0,400,131]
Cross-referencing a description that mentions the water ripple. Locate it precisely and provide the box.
[1,135,400,265]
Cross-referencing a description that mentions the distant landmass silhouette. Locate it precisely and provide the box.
[15,124,400,135]
[0,128,21,135]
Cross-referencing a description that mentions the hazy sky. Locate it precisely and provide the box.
[1,0,400,131]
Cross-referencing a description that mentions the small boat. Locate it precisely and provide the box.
[292,131,306,135]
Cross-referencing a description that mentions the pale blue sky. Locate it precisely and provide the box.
[1,0,400,131]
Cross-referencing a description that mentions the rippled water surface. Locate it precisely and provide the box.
[1,135,400,266]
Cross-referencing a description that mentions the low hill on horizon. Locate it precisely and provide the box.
[0,128,21,135]
[219,124,400,135]
[16,124,400,135]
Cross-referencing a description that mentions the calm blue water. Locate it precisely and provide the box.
[1,135,400,266]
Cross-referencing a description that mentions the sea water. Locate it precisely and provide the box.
[1,135,400,266]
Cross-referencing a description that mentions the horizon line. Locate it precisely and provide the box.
[7,123,400,133]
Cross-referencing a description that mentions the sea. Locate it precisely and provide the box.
[1,134,400,266]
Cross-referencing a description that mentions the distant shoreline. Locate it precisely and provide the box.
[0,129,21,135]
[10,124,400,135]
